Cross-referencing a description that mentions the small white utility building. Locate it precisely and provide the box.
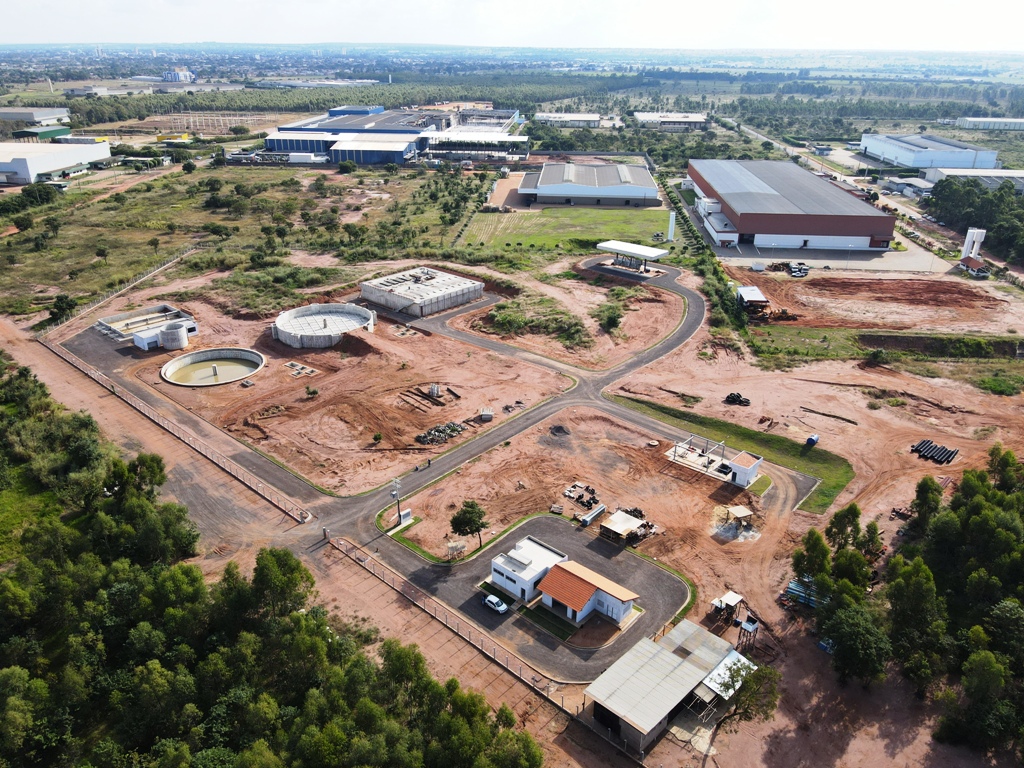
[726,451,763,488]
[360,267,483,317]
[490,537,567,602]
[536,561,639,625]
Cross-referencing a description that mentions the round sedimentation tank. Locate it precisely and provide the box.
[272,303,376,349]
[161,348,265,386]
[159,322,190,351]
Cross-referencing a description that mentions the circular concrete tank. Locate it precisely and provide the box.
[161,347,265,386]
[159,322,189,350]
[272,303,376,349]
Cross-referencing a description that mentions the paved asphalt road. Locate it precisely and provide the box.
[58,259,818,680]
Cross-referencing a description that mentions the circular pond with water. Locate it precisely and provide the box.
[161,347,266,387]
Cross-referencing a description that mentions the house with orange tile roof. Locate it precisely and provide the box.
[536,561,639,625]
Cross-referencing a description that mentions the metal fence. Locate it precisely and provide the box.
[35,339,311,525]
[35,246,197,339]
[331,537,648,764]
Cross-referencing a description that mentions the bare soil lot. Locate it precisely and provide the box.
[727,267,1020,333]
[399,407,771,581]
[129,302,566,494]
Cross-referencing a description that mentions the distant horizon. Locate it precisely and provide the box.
[1,42,1022,57]
[2,0,1022,55]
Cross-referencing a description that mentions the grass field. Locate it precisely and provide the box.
[462,207,672,251]
[745,326,865,368]
[0,466,60,563]
[613,396,855,514]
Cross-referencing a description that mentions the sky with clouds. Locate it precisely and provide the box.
[3,0,1020,52]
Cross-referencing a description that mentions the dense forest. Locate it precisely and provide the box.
[926,178,1024,263]
[0,356,543,767]
[792,446,1024,754]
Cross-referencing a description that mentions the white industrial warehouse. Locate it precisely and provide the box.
[0,141,111,185]
[518,163,661,206]
[858,134,998,169]
[955,117,1024,131]
[360,268,484,317]
[634,112,708,132]
[271,303,376,348]
[0,107,70,125]
[533,113,601,128]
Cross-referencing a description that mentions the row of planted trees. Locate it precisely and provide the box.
[792,445,1024,754]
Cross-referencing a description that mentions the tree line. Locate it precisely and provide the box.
[927,178,1024,264]
[14,74,642,127]
[792,445,1024,754]
[0,360,543,768]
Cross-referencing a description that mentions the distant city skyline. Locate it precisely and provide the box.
[3,0,1021,54]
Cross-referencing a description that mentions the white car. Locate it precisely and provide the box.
[482,594,509,614]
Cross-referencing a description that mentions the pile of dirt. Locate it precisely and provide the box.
[549,425,570,436]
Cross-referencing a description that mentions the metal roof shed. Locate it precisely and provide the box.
[597,240,669,272]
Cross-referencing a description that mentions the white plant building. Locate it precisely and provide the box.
[634,112,708,132]
[536,561,639,625]
[490,537,568,602]
[360,268,483,317]
[955,117,1024,131]
[0,141,111,185]
[533,113,601,129]
[518,163,660,207]
[859,134,998,169]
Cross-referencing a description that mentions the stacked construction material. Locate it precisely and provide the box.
[415,422,466,445]
[911,439,958,464]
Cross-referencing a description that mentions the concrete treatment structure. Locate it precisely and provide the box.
[97,304,196,342]
[956,117,1024,131]
[0,141,111,185]
[519,163,660,207]
[271,303,376,349]
[689,159,895,250]
[859,133,998,169]
[161,348,266,387]
[360,268,484,317]
[533,113,602,129]
[634,112,708,132]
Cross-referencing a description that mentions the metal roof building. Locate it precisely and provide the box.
[0,141,111,185]
[634,112,708,132]
[922,167,1024,194]
[585,619,748,752]
[689,160,895,250]
[0,107,70,126]
[519,163,660,206]
[859,133,998,169]
[533,113,601,128]
[955,117,1024,131]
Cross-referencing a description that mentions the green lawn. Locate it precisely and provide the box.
[462,207,673,251]
[613,396,855,514]
[745,326,865,367]
[0,466,60,563]
[516,604,576,641]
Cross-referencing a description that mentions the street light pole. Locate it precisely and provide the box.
[392,478,401,517]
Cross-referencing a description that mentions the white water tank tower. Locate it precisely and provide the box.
[960,228,986,261]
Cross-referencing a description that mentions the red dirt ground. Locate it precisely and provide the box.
[128,304,567,494]
[725,267,1020,332]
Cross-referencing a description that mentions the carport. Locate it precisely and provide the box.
[597,240,669,273]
